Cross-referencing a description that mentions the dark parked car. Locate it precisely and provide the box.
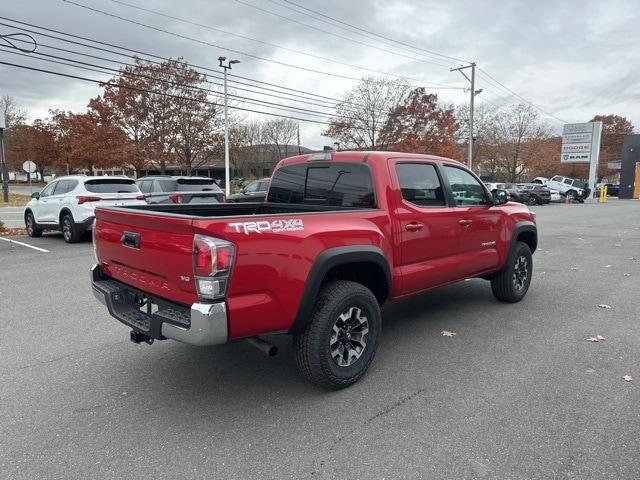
[226,178,270,203]
[137,176,225,204]
[596,183,620,197]
[485,183,531,204]
[518,183,551,205]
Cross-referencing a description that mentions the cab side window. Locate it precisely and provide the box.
[396,163,446,207]
[443,166,488,206]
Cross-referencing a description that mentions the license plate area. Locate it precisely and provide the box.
[95,277,191,339]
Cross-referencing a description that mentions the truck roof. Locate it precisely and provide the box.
[278,150,464,168]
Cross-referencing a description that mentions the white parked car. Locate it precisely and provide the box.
[545,175,588,201]
[24,176,146,243]
[549,189,562,202]
[531,177,549,185]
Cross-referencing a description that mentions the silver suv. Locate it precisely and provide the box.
[546,175,588,201]
[24,176,146,243]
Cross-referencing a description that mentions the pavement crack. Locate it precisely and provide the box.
[362,386,427,426]
[4,340,128,374]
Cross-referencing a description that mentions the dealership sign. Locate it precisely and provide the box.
[560,122,603,164]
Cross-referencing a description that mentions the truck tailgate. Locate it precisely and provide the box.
[94,208,197,306]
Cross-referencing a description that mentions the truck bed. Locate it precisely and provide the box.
[110,202,367,218]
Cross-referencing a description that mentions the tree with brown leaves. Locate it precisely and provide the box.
[381,87,461,159]
[324,76,410,150]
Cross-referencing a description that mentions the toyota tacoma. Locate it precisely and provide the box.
[91,151,537,388]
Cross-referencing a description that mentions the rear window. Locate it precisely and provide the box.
[84,179,139,193]
[176,178,221,192]
[268,162,375,208]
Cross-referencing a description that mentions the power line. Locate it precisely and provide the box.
[477,68,568,124]
[0,31,37,53]
[233,0,456,71]
[0,17,360,106]
[274,0,469,65]
[0,47,342,120]
[61,0,464,89]
[0,58,335,125]
[1,19,468,124]
[105,0,465,89]
[0,34,340,110]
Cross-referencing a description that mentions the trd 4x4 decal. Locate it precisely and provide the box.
[228,218,304,235]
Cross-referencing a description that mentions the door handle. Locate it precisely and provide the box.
[405,222,424,232]
[458,219,472,227]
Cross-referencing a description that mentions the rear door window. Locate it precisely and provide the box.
[176,179,220,192]
[156,179,177,192]
[54,179,78,195]
[268,162,375,207]
[53,180,70,195]
[395,163,446,207]
[84,179,139,193]
[138,180,152,194]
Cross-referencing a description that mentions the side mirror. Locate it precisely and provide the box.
[492,189,508,205]
[31,192,40,199]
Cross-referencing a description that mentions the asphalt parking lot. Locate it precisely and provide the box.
[1,201,639,480]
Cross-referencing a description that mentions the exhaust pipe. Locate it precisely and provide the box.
[246,337,278,356]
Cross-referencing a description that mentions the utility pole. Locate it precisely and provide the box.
[451,62,482,169]
[0,111,8,203]
[218,56,240,197]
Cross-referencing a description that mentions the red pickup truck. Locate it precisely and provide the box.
[91,151,537,388]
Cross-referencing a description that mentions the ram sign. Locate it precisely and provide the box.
[560,122,602,164]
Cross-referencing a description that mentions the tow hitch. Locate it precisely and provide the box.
[130,330,154,345]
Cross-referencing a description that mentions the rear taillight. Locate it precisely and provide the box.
[193,234,235,300]
[170,194,182,204]
[136,195,146,201]
[77,195,102,204]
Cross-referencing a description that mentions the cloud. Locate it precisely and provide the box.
[1,0,638,149]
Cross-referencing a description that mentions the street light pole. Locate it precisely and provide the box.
[451,62,482,169]
[0,110,8,202]
[218,56,240,197]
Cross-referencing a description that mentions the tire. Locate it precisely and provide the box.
[61,214,82,243]
[566,190,577,201]
[491,241,533,303]
[293,280,381,389]
[527,196,537,206]
[25,212,43,237]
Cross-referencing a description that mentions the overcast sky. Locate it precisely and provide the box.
[1,0,639,149]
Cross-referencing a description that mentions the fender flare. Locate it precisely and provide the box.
[511,221,537,253]
[288,245,391,335]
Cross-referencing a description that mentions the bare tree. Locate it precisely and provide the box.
[489,104,549,182]
[262,118,298,157]
[324,76,410,150]
[0,95,27,128]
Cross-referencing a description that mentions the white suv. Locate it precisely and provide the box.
[24,176,146,243]
[546,175,588,201]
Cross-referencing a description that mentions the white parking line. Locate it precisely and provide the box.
[0,237,50,253]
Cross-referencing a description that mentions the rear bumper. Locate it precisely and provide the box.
[91,264,228,346]
[78,216,95,231]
